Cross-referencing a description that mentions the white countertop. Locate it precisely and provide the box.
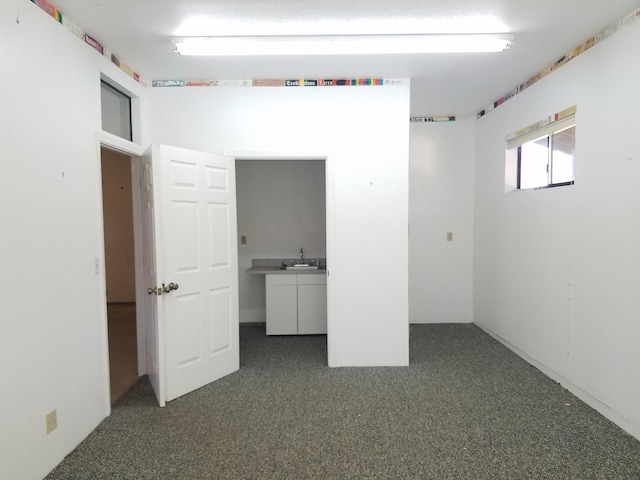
[246,257,327,274]
[246,266,327,275]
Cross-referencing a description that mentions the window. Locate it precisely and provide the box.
[101,80,132,141]
[518,125,575,189]
[506,108,576,191]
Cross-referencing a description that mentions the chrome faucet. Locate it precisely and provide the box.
[299,248,304,264]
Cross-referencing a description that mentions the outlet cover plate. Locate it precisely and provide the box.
[46,410,57,434]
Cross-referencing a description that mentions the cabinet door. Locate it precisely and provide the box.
[297,275,327,334]
[266,275,298,335]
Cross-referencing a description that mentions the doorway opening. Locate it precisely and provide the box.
[235,158,328,358]
[100,146,139,403]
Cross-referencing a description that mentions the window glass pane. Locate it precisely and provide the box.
[101,81,132,141]
[550,126,575,184]
[520,136,549,189]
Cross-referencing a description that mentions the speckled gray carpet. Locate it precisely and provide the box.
[46,324,640,479]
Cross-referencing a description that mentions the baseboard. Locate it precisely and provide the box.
[475,323,640,442]
[409,320,472,324]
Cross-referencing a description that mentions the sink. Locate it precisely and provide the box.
[283,264,319,271]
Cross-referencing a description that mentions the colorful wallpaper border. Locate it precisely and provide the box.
[28,0,640,121]
[30,0,141,82]
[410,116,456,123]
[151,78,406,88]
[477,7,640,119]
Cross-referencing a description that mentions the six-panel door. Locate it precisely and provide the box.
[156,145,239,403]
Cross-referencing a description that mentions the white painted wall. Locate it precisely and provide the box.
[147,85,410,367]
[0,2,147,479]
[236,160,326,323]
[409,120,475,323]
[14,3,639,479]
[474,19,640,439]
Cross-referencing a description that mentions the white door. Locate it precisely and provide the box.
[145,144,239,405]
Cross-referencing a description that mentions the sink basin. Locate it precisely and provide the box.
[284,264,319,271]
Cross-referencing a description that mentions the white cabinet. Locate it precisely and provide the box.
[297,274,328,334]
[265,275,297,335]
[266,273,327,335]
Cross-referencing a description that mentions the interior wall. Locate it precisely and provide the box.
[0,2,147,479]
[474,19,640,439]
[236,160,326,324]
[101,148,136,303]
[409,120,475,323]
[148,85,410,367]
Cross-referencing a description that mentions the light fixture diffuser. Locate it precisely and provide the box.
[172,34,513,56]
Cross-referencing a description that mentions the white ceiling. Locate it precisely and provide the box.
[49,0,640,116]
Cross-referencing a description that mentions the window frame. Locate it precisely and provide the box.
[516,125,575,190]
[505,109,576,192]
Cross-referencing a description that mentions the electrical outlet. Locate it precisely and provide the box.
[46,409,57,434]
[447,232,453,242]
[240,235,247,245]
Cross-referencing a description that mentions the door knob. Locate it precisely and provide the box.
[162,282,179,293]
[147,286,161,296]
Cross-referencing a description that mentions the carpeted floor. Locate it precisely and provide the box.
[46,324,640,479]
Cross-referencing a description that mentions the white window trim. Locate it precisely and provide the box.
[507,114,575,150]
[504,106,577,193]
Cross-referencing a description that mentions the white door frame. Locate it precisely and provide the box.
[97,132,147,386]
[228,151,331,359]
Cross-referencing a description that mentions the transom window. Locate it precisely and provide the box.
[101,80,132,141]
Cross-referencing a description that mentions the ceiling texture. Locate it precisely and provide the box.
[46,0,640,116]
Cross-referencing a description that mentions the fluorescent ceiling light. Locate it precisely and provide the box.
[174,16,509,37]
[172,34,513,56]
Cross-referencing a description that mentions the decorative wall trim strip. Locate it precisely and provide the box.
[410,116,456,123]
[28,0,639,118]
[32,0,59,20]
[30,0,141,82]
[477,7,640,119]
[151,78,408,88]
